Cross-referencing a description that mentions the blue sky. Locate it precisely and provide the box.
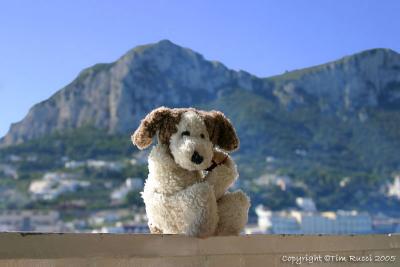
[1,0,399,137]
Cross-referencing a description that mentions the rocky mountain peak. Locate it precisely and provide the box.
[1,41,399,148]
[0,40,256,147]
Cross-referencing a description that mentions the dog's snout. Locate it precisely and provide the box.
[191,151,203,164]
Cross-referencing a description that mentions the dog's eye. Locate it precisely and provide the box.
[200,133,205,139]
[181,131,190,137]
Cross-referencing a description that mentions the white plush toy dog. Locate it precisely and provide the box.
[132,107,250,237]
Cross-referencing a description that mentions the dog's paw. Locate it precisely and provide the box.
[211,156,238,180]
[213,150,236,167]
[212,150,227,163]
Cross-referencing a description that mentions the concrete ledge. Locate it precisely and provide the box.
[0,233,399,266]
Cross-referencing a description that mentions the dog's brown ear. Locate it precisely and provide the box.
[132,107,174,150]
[202,110,239,152]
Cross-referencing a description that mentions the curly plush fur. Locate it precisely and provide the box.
[132,107,250,237]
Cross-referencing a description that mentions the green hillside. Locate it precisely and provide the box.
[1,42,400,215]
[1,89,400,214]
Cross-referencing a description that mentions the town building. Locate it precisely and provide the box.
[29,172,90,200]
[388,175,400,199]
[86,160,123,172]
[110,178,144,203]
[0,164,18,179]
[295,197,316,212]
[0,210,63,232]
[254,174,292,191]
[252,205,373,234]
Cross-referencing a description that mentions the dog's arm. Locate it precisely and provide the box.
[204,150,238,200]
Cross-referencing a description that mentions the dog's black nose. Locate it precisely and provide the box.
[191,151,203,164]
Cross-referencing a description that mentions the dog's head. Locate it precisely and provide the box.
[132,107,239,171]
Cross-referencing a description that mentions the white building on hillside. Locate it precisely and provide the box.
[255,174,292,191]
[86,160,123,171]
[111,178,144,203]
[388,175,400,199]
[65,160,85,169]
[0,164,18,179]
[29,172,90,200]
[296,197,316,212]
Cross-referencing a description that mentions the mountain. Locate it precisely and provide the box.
[2,40,400,213]
[268,48,400,112]
[0,40,263,147]
[1,41,400,177]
